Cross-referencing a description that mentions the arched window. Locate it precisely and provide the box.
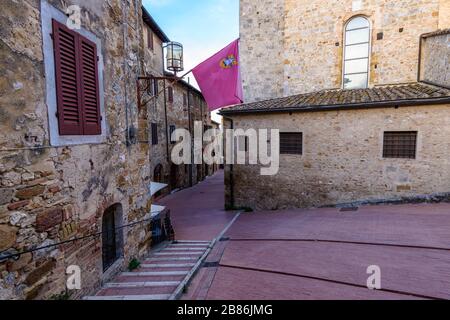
[343,16,370,89]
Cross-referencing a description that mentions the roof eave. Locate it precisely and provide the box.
[142,6,170,43]
[219,96,450,117]
[163,71,203,96]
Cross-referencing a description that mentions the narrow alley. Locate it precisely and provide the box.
[159,170,237,241]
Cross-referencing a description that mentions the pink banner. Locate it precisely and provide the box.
[192,39,243,111]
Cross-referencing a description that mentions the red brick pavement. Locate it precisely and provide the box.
[158,170,237,241]
[202,204,450,300]
[159,172,450,300]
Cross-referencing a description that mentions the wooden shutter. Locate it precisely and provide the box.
[79,37,101,135]
[168,87,174,103]
[52,19,101,136]
[52,19,83,135]
[169,125,176,144]
[151,123,158,145]
[153,79,159,96]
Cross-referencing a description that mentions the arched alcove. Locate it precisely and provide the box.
[101,203,124,272]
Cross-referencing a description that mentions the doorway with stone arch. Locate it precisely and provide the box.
[101,203,124,272]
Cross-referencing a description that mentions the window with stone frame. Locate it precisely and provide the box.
[168,86,174,103]
[280,132,303,155]
[169,125,176,144]
[52,19,101,136]
[343,16,371,89]
[383,131,417,159]
[151,123,158,145]
[238,136,248,152]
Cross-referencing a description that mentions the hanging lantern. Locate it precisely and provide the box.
[166,41,184,73]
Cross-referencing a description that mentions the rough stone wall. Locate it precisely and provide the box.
[439,0,450,29]
[223,118,233,209]
[239,0,285,102]
[143,27,164,77]
[189,90,208,185]
[240,0,442,101]
[148,84,169,190]
[420,31,450,87]
[142,29,168,192]
[228,104,450,210]
[167,83,190,190]
[0,0,153,300]
[204,119,221,176]
[146,78,210,192]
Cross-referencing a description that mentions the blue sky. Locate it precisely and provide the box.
[142,0,239,88]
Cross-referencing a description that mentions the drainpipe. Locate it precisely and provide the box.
[163,80,169,161]
[121,0,130,147]
[417,34,424,82]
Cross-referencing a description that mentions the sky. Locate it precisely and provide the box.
[142,0,239,89]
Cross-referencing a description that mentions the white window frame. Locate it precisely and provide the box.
[41,0,107,146]
[342,15,372,90]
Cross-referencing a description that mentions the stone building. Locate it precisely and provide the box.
[141,7,217,195]
[221,0,450,210]
[0,0,214,300]
[239,0,450,102]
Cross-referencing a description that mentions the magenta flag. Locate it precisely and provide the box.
[192,39,243,111]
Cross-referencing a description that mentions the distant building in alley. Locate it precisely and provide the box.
[142,8,217,195]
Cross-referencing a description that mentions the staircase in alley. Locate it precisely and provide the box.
[84,240,211,300]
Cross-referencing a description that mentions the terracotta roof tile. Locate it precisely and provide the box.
[220,82,450,115]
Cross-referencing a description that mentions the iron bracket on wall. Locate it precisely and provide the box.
[136,75,180,110]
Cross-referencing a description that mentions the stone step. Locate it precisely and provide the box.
[83,239,214,300]
[164,247,207,251]
[138,266,191,272]
[84,294,170,300]
[104,281,180,288]
[153,252,204,256]
[174,240,210,243]
[145,257,199,262]
[170,243,210,247]
[115,275,185,282]
[141,263,196,268]
[98,285,176,296]
[121,271,189,276]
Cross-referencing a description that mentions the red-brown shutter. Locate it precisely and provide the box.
[52,19,101,136]
[168,87,174,103]
[52,19,83,135]
[79,37,101,135]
